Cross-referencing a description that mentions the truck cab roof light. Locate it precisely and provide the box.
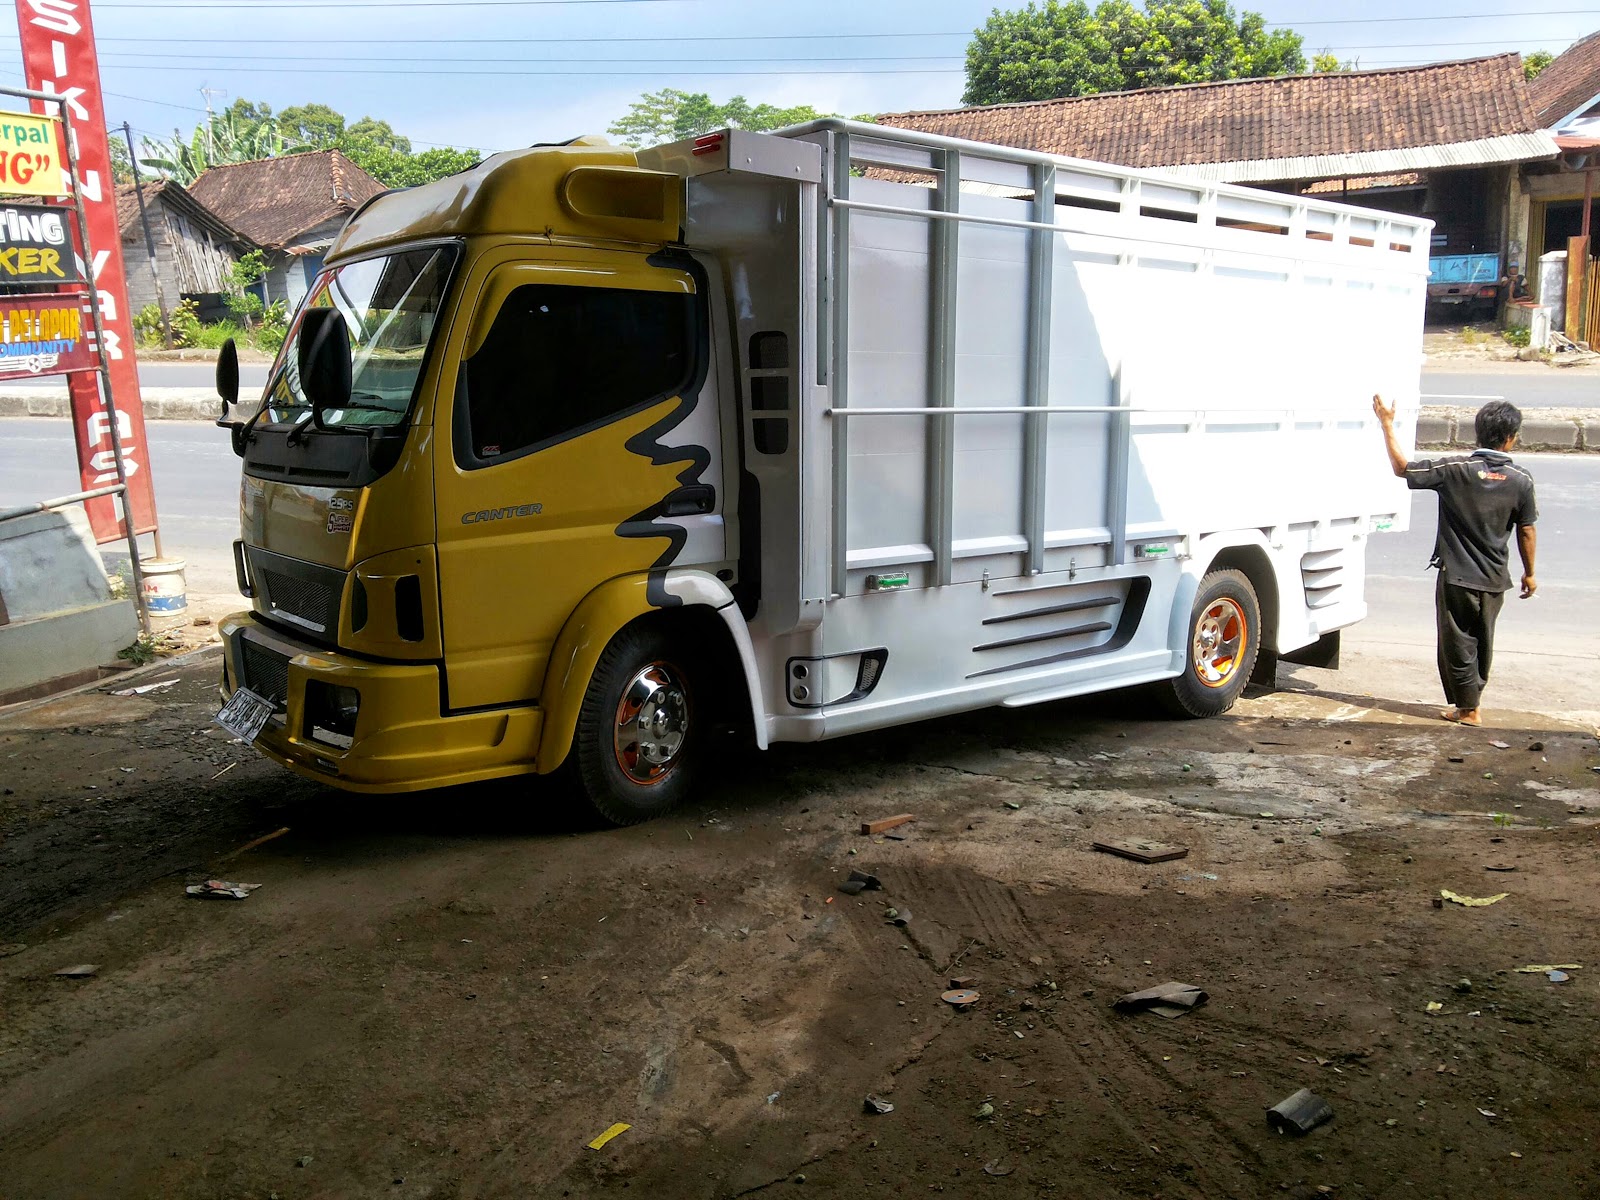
[691,133,725,157]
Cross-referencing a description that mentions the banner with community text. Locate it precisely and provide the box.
[0,292,94,380]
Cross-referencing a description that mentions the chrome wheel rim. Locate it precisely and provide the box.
[1193,597,1248,689]
[613,661,690,784]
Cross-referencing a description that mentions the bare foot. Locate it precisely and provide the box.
[1441,708,1482,727]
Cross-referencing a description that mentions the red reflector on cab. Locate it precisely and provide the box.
[691,133,724,157]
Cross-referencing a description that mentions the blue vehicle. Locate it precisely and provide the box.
[1427,252,1502,317]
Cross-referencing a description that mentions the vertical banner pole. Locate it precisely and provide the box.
[15,0,162,548]
[56,97,150,634]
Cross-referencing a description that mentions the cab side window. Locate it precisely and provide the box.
[456,283,695,469]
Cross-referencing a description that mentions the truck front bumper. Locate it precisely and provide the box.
[218,612,544,793]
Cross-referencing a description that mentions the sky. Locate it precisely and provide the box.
[0,0,1596,157]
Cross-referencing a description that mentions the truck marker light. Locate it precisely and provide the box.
[692,133,724,157]
[866,572,910,591]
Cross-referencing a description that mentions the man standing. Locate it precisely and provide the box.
[1373,396,1538,727]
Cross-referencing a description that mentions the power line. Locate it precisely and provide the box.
[87,63,970,75]
[1274,7,1599,23]
[100,0,701,6]
[79,34,1590,64]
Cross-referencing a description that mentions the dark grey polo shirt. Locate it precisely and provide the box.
[1404,449,1538,592]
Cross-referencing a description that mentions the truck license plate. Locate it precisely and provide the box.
[216,687,276,743]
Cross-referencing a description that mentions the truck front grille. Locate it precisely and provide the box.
[247,547,345,645]
[239,639,290,707]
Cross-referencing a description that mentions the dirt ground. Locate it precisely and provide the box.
[2,653,1598,1200]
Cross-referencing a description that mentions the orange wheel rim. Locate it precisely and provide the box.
[1193,598,1248,689]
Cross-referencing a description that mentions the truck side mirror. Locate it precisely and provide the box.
[216,337,239,414]
[297,307,352,425]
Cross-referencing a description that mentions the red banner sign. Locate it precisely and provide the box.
[15,0,157,541]
[0,291,95,379]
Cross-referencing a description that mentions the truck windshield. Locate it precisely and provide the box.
[257,244,458,427]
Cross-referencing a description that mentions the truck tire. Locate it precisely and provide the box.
[573,624,699,825]
[1157,569,1260,719]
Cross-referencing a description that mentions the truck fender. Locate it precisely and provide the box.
[535,569,769,774]
[1177,531,1295,660]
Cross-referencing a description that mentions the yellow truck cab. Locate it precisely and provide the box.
[217,121,1425,824]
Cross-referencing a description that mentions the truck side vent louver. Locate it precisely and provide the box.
[395,575,424,643]
[1301,548,1349,610]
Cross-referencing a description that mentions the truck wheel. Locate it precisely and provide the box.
[573,624,699,825]
[1158,569,1260,719]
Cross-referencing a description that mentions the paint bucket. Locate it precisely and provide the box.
[140,556,188,625]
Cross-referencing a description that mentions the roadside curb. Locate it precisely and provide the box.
[0,389,220,422]
[1418,406,1589,453]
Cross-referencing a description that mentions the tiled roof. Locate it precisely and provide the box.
[188,149,386,250]
[1529,29,1600,128]
[1301,172,1425,195]
[115,179,245,244]
[879,55,1551,182]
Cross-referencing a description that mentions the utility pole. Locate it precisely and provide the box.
[199,86,226,161]
[122,122,172,350]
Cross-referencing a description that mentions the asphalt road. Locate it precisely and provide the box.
[2,417,1596,719]
[1,361,273,391]
[1421,369,1600,409]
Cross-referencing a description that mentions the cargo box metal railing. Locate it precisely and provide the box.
[781,120,1433,599]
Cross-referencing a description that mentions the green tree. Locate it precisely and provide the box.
[139,113,311,184]
[278,102,347,147]
[341,143,481,188]
[345,116,411,155]
[1523,50,1554,81]
[608,88,835,147]
[963,0,1305,106]
[1311,52,1352,72]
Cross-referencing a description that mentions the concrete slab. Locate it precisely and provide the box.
[0,600,137,700]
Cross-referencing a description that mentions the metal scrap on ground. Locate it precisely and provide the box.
[1113,981,1209,1018]
[1092,838,1189,864]
[52,964,98,978]
[1267,1089,1334,1135]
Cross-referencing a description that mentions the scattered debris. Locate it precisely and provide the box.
[863,1095,894,1115]
[1485,865,1517,872]
[1266,1089,1334,1135]
[948,975,976,988]
[1448,755,1466,763]
[1453,978,1473,993]
[297,1155,313,1168]
[1548,970,1572,984]
[1003,800,1021,810]
[1528,741,1544,752]
[1489,740,1509,750]
[1514,963,1581,973]
[1091,838,1189,864]
[0,943,26,958]
[210,763,237,781]
[52,964,99,978]
[586,1123,631,1151]
[222,826,291,860]
[942,988,980,1009]
[1440,890,1507,907]
[185,880,261,901]
[860,814,914,836]
[837,870,882,896]
[111,678,179,697]
[766,1092,781,1104]
[1431,897,1444,909]
[888,909,911,927]
[1113,981,1208,1019]
[982,1160,1016,1177]
[1426,1001,1444,1013]
[974,1102,995,1119]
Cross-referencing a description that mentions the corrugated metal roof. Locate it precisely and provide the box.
[1157,132,1560,184]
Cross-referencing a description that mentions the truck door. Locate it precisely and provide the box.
[434,251,726,712]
